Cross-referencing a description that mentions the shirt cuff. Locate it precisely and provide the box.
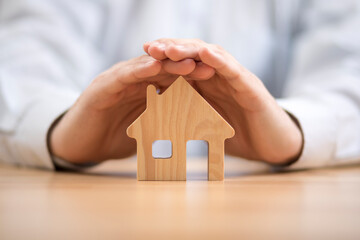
[13,92,78,170]
[51,156,99,171]
[276,97,337,170]
[45,109,100,172]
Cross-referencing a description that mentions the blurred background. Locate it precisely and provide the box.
[1,0,359,164]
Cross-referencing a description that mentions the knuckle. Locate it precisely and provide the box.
[193,38,204,43]
[156,38,174,44]
[155,38,166,42]
[212,44,224,50]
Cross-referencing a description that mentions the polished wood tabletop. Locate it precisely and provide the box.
[1,157,359,240]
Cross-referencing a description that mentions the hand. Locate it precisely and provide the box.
[144,39,303,164]
[49,55,197,163]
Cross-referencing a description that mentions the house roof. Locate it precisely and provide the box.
[127,76,235,140]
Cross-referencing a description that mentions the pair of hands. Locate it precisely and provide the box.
[50,39,303,165]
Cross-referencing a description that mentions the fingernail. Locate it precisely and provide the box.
[174,45,186,50]
[156,43,166,50]
[145,60,155,66]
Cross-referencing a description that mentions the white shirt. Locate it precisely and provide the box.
[0,0,360,171]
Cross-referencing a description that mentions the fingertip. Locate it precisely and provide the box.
[134,59,161,79]
[199,46,223,68]
[165,44,183,61]
[199,46,212,60]
[143,41,152,54]
[148,44,167,60]
[187,62,215,80]
[182,58,196,74]
[200,64,216,79]
[146,60,162,76]
[161,58,196,75]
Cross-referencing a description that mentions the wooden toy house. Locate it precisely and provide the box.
[127,76,234,181]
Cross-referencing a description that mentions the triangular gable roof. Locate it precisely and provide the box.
[127,76,234,139]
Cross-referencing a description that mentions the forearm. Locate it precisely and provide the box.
[225,97,303,164]
[49,100,137,164]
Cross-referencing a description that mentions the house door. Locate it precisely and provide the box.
[186,140,208,180]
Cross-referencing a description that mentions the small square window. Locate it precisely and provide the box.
[152,140,172,159]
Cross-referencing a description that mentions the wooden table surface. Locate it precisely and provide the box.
[1,157,359,240]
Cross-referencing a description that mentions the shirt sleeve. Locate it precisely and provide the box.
[276,0,360,170]
[0,0,105,169]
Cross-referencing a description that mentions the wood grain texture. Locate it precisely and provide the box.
[1,160,360,240]
[127,76,234,181]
